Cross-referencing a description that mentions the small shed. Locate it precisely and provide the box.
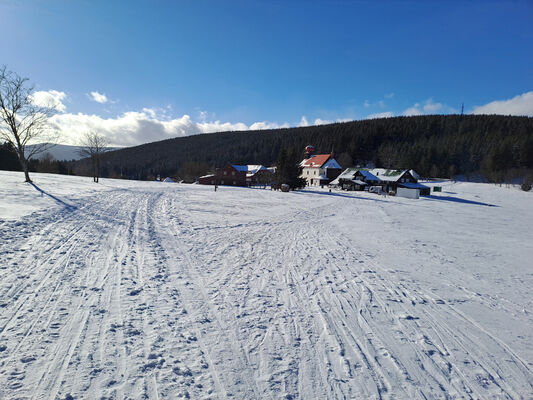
[399,182,430,195]
[396,187,420,199]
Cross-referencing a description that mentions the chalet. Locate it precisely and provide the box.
[300,153,342,187]
[330,168,430,195]
[233,165,273,186]
[198,164,273,187]
[329,168,368,191]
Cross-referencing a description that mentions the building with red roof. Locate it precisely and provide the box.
[300,153,342,187]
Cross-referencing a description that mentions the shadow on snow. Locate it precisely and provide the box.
[29,182,78,212]
[422,195,498,207]
[294,189,391,204]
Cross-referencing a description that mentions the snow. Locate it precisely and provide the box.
[0,170,532,399]
[231,165,267,175]
[321,158,341,169]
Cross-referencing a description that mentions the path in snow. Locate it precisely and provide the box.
[0,178,532,399]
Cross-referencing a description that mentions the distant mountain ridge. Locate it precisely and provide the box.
[74,115,533,182]
[27,143,120,161]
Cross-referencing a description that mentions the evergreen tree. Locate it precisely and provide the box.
[274,148,306,189]
[0,142,21,171]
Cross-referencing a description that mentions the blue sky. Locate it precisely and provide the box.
[1,0,532,146]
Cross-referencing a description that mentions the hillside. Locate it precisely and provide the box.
[25,143,121,161]
[78,114,533,182]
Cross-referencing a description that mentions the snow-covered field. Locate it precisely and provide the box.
[0,170,532,399]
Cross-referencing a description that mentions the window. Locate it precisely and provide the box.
[224,171,227,175]
[211,180,214,184]
[233,181,236,185]
[221,180,224,184]
[232,171,235,176]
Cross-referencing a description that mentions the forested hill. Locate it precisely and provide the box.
[87,114,533,182]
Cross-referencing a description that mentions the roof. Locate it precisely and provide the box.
[322,158,342,169]
[351,179,367,185]
[230,165,270,177]
[332,167,415,184]
[199,174,215,179]
[354,168,408,182]
[409,169,420,180]
[301,154,339,168]
[357,170,380,181]
[330,168,358,185]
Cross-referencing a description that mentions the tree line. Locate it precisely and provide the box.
[73,114,532,184]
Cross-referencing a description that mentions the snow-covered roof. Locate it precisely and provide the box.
[365,168,407,182]
[330,172,367,186]
[199,174,215,179]
[231,165,268,176]
[330,168,358,185]
[301,154,340,169]
[409,169,420,180]
[357,170,380,181]
[322,158,342,169]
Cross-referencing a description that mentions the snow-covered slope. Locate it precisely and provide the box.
[0,171,532,399]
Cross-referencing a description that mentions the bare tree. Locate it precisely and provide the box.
[0,66,58,182]
[78,132,109,183]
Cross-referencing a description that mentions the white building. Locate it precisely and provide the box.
[300,153,342,187]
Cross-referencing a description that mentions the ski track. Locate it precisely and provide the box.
[0,184,532,399]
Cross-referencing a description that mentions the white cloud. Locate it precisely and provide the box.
[49,108,308,147]
[403,98,453,116]
[364,100,371,108]
[299,116,309,127]
[198,120,248,132]
[31,90,67,112]
[472,91,533,116]
[423,98,443,113]
[313,118,332,125]
[403,104,423,116]
[50,110,244,146]
[198,110,208,122]
[249,121,289,130]
[366,111,395,119]
[385,92,395,99]
[46,102,356,147]
[89,91,108,104]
